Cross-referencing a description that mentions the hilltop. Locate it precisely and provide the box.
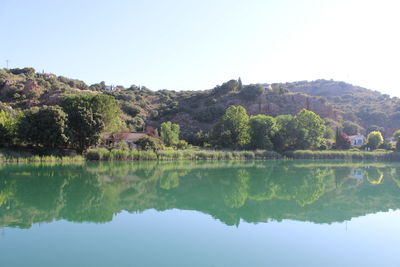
[1,67,399,140]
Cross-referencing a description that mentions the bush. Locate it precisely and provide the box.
[240,84,264,100]
[135,136,164,151]
[86,148,109,160]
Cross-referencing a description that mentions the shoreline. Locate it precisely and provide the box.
[1,149,400,163]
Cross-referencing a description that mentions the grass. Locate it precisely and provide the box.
[0,149,85,163]
[286,150,399,161]
[85,148,282,161]
[3,147,400,163]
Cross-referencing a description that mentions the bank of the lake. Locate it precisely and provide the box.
[2,148,400,163]
[286,149,400,161]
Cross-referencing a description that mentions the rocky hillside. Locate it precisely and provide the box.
[1,67,399,139]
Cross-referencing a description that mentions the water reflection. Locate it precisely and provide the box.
[1,160,400,228]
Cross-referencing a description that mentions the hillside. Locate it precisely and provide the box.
[1,68,399,140]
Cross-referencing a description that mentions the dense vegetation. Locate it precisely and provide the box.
[2,67,400,156]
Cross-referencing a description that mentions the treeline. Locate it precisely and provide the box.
[0,94,123,153]
[189,105,328,151]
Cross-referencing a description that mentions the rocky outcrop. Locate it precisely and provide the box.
[23,80,42,97]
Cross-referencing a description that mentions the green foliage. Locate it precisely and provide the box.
[89,95,123,132]
[61,95,124,152]
[271,84,288,95]
[18,106,68,148]
[176,140,190,150]
[240,84,264,100]
[10,67,35,76]
[160,121,180,147]
[194,106,224,123]
[213,105,250,148]
[121,102,143,117]
[366,131,384,150]
[393,129,400,142]
[393,129,400,151]
[249,115,277,150]
[61,94,123,133]
[288,149,392,160]
[295,109,326,149]
[273,110,326,150]
[64,105,104,153]
[213,80,239,95]
[135,136,164,151]
[273,114,298,151]
[335,128,351,149]
[0,109,17,146]
[343,121,363,135]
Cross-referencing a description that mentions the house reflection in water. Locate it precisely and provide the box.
[349,169,364,180]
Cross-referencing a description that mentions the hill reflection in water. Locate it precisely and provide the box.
[1,160,400,228]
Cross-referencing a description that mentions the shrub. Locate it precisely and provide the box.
[135,136,164,151]
[86,148,109,160]
[240,84,264,100]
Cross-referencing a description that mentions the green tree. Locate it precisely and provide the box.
[213,80,239,95]
[18,106,68,148]
[240,84,264,100]
[393,129,400,150]
[249,115,277,149]
[273,110,326,150]
[135,136,163,151]
[213,105,250,148]
[61,94,123,133]
[343,121,362,136]
[160,121,180,147]
[273,114,298,151]
[66,107,104,153]
[238,77,243,91]
[335,127,351,149]
[61,95,122,152]
[90,95,123,132]
[366,131,383,150]
[0,109,17,146]
[295,109,326,149]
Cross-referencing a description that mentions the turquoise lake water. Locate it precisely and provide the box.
[1,160,399,266]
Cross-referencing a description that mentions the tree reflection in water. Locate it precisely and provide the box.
[1,160,400,228]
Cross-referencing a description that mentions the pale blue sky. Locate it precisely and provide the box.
[1,0,399,95]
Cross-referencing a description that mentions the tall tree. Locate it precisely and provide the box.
[393,129,400,151]
[274,110,326,151]
[366,131,383,150]
[238,77,243,91]
[249,115,277,150]
[295,109,326,149]
[160,121,180,147]
[18,106,68,148]
[66,106,104,152]
[213,105,250,148]
[273,114,298,151]
[0,109,17,147]
[61,95,123,152]
[61,94,123,133]
[335,127,351,149]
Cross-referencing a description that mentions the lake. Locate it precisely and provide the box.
[1,160,400,267]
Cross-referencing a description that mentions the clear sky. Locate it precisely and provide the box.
[1,0,399,95]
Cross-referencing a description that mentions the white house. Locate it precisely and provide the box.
[105,85,117,91]
[349,135,365,147]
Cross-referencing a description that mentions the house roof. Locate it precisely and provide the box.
[109,132,147,142]
[348,135,365,139]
